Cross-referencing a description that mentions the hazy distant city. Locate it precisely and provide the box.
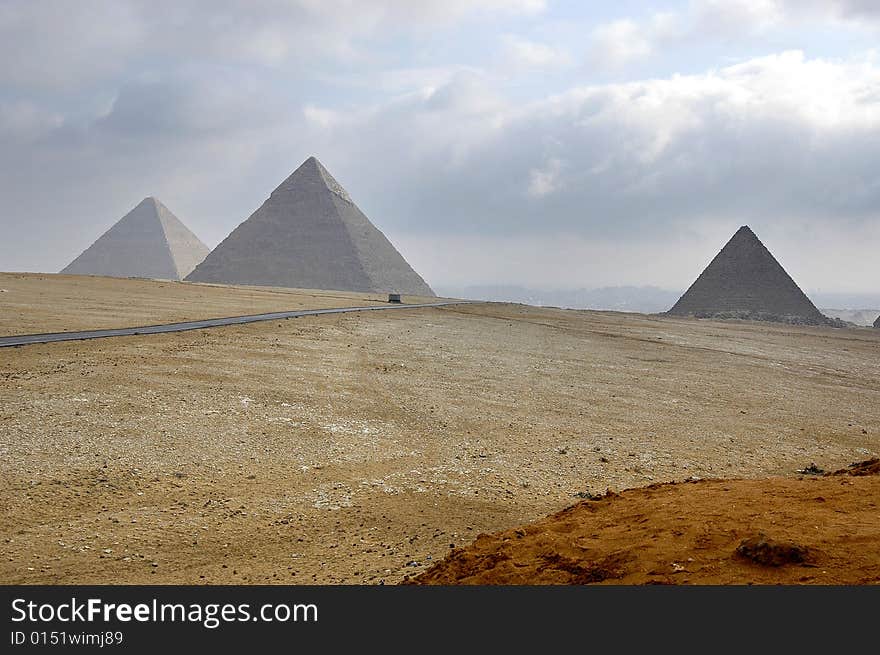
[436,285,880,325]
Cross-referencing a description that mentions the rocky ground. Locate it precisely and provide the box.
[1,274,878,584]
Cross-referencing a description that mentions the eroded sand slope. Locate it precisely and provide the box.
[411,460,880,585]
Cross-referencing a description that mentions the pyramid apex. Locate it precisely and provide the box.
[274,155,353,203]
[140,196,169,212]
[727,225,763,247]
[300,155,331,175]
[296,155,322,171]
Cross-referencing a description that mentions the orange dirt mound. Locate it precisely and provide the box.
[409,459,880,585]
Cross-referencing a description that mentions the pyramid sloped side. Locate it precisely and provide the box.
[874,315,880,328]
[330,195,435,296]
[668,228,826,324]
[61,199,181,279]
[153,200,210,278]
[186,158,434,295]
[313,159,353,204]
[185,174,376,290]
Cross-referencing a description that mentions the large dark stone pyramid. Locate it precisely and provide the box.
[667,226,829,325]
[186,157,434,296]
[874,315,880,328]
[61,197,209,280]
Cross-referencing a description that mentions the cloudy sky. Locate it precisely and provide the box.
[2,0,879,294]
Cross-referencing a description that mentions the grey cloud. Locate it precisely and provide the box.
[97,72,280,138]
[305,56,880,248]
[586,0,880,73]
[796,0,880,20]
[0,1,144,88]
[0,0,543,90]
[1,5,877,294]
[0,67,301,273]
[0,101,63,142]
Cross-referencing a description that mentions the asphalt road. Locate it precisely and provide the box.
[0,300,476,348]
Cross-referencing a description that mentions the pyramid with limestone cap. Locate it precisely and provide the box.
[61,197,209,280]
[667,226,829,325]
[186,156,434,296]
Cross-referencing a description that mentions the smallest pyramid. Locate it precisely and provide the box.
[62,197,209,280]
[668,225,829,325]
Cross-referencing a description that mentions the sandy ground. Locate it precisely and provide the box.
[0,272,439,336]
[411,460,880,585]
[1,275,878,584]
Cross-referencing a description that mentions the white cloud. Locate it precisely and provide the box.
[589,19,654,68]
[303,105,339,129]
[0,0,547,89]
[367,0,547,22]
[282,50,880,291]
[693,0,784,35]
[587,2,785,72]
[1,0,878,294]
[527,158,563,197]
[0,1,144,88]
[781,0,880,24]
[423,71,507,117]
[500,35,572,71]
[0,101,64,142]
[587,0,880,73]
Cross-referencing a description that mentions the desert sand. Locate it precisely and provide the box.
[1,273,878,584]
[0,272,438,336]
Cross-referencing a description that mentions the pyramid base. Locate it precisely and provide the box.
[666,310,843,327]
